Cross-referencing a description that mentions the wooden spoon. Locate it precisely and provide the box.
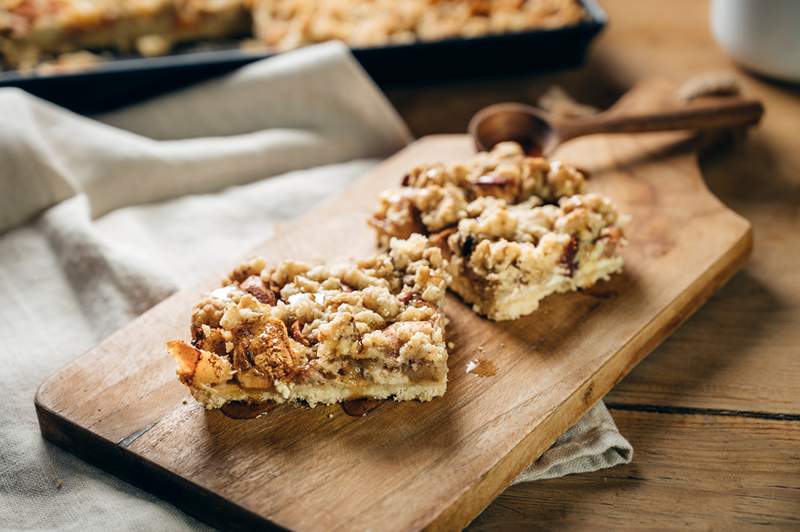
[468,98,764,155]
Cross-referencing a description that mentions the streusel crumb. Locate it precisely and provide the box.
[369,142,586,246]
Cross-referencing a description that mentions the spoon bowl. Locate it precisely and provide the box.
[468,103,558,156]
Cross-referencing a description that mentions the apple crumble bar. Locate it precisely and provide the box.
[369,142,627,321]
[0,0,249,70]
[1,0,586,71]
[168,234,451,409]
[249,0,586,51]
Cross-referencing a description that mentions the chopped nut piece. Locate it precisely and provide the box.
[240,275,277,305]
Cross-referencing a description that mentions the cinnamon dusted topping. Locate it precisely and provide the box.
[169,234,451,408]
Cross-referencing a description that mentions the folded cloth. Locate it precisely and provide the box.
[0,42,631,530]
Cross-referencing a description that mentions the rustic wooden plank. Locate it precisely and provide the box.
[593,0,800,415]
[35,80,753,530]
[470,409,800,530]
[388,0,800,415]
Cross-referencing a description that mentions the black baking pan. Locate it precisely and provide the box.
[0,0,606,114]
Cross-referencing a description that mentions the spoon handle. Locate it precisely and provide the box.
[557,99,764,141]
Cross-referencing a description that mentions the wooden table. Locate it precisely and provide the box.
[386,1,800,528]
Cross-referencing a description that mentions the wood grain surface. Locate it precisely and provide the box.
[36,80,752,530]
[470,410,800,530]
[380,0,800,527]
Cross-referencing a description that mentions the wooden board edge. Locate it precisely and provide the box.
[29,129,757,530]
[34,399,288,531]
[427,221,754,530]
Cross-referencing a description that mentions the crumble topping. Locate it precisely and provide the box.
[369,141,628,321]
[446,193,625,281]
[369,141,586,245]
[170,234,451,407]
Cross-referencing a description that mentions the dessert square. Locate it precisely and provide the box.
[369,142,627,320]
[2,0,588,71]
[168,234,451,409]
[1,0,249,70]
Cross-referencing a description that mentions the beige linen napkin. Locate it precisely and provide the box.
[0,42,631,530]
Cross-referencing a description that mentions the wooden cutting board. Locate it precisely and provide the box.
[35,79,752,531]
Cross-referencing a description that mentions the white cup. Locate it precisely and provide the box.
[711,0,800,83]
